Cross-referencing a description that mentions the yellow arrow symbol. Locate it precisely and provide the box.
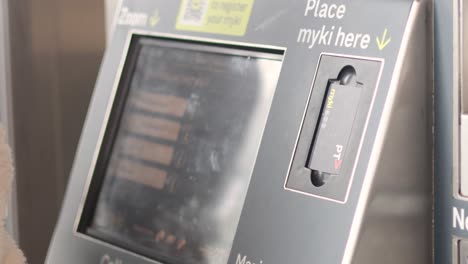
[376,28,391,51]
[149,10,161,27]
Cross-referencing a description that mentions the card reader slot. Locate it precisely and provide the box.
[285,55,382,202]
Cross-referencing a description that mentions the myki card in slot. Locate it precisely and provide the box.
[308,82,362,176]
[131,90,189,117]
[124,113,182,142]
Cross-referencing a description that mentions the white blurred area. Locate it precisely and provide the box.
[105,0,121,44]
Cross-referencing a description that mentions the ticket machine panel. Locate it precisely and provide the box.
[46,1,432,263]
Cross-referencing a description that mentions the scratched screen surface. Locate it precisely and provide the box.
[85,38,282,264]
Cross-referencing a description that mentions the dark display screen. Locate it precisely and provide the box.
[82,37,283,264]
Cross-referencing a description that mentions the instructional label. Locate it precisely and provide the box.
[454,207,468,231]
[236,254,263,264]
[117,7,149,27]
[176,0,254,36]
[117,6,161,28]
[297,0,391,51]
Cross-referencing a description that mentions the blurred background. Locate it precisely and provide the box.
[0,0,119,263]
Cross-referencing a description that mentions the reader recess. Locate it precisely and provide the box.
[285,55,382,202]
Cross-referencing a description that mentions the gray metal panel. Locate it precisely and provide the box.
[46,0,432,264]
[430,0,468,262]
[434,0,459,263]
[0,1,8,128]
[353,3,433,261]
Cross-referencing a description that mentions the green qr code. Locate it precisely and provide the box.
[181,0,209,26]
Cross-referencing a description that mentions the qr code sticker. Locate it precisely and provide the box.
[180,0,209,26]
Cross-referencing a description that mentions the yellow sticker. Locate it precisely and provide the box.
[176,0,255,36]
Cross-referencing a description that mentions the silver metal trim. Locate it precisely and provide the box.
[462,0,468,115]
[454,0,468,200]
[283,52,384,204]
[72,31,134,233]
[341,1,422,263]
[71,29,287,263]
[461,115,468,195]
[130,29,287,52]
[0,0,19,242]
[138,37,284,60]
[453,0,465,200]
[453,236,461,264]
[0,2,8,128]
[0,0,13,147]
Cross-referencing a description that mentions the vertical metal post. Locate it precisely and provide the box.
[7,0,106,262]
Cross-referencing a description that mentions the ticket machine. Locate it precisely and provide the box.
[435,0,468,263]
[46,0,433,263]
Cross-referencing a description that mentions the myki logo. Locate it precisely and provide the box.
[333,144,343,170]
[100,254,123,264]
